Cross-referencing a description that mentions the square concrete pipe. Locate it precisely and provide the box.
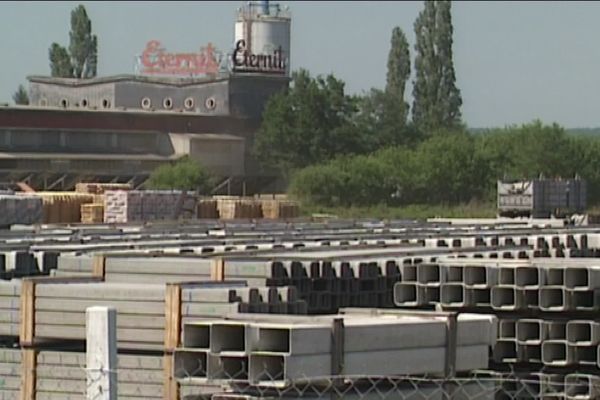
[535,373,565,398]
[565,374,600,400]
[250,323,331,355]
[516,266,543,288]
[570,289,600,311]
[445,265,464,283]
[519,344,542,363]
[572,345,597,366]
[517,319,547,345]
[401,264,417,282]
[491,285,525,311]
[542,340,575,366]
[207,354,249,382]
[248,353,331,387]
[545,267,565,286]
[499,319,516,339]
[539,286,572,312]
[469,288,491,307]
[417,264,443,286]
[210,322,252,354]
[394,282,426,307]
[565,266,600,291]
[566,321,600,346]
[499,267,515,285]
[464,265,497,288]
[547,321,567,340]
[441,283,472,307]
[173,350,208,379]
[183,322,212,349]
[493,339,519,363]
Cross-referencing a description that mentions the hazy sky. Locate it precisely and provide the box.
[1,1,600,128]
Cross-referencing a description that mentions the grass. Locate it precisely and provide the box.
[299,201,497,220]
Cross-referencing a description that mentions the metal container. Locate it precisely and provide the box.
[497,178,587,218]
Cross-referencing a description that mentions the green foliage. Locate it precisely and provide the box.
[69,5,98,78]
[146,156,214,192]
[413,0,462,134]
[49,43,73,78]
[253,69,363,175]
[290,121,600,208]
[49,4,97,79]
[12,85,29,105]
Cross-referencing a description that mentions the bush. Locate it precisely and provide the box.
[146,156,214,193]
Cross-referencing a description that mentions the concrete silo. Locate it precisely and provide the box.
[233,1,291,76]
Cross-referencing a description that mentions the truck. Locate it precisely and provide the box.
[497,178,586,218]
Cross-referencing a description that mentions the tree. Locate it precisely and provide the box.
[69,5,98,78]
[253,69,363,175]
[12,85,29,105]
[146,156,214,192]
[48,4,97,78]
[386,27,411,119]
[49,43,73,78]
[412,0,462,134]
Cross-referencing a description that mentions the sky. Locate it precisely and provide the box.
[1,1,600,128]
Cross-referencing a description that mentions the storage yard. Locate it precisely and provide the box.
[0,208,597,399]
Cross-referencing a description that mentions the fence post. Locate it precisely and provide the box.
[86,306,117,400]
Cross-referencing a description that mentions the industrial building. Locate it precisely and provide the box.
[0,1,291,193]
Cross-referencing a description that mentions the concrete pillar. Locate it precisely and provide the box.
[86,306,117,400]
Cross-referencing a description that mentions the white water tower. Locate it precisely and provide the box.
[234,1,291,76]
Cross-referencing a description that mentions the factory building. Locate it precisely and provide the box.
[0,1,291,193]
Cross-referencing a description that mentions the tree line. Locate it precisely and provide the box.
[253,1,598,208]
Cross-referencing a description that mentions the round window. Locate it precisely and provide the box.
[102,99,110,108]
[205,97,216,110]
[60,98,69,108]
[163,97,173,109]
[184,97,195,110]
[81,98,88,107]
[141,97,152,109]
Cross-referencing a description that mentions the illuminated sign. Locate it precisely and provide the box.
[138,40,222,76]
[231,39,286,74]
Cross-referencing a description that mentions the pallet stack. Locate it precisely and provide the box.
[80,203,104,224]
[29,192,95,224]
[75,182,132,194]
[216,197,263,220]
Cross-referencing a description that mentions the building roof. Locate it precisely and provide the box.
[27,73,290,88]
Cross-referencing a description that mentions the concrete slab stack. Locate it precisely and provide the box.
[0,348,21,400]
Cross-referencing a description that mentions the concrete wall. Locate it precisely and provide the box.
[114,80,230,115]
[29,81,116,109]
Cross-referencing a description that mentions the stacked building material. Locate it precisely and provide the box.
[28,192,95,224]
[75,182,132,194]
[34,350,164,400]
[19,280,305,351]
[217,198,263,220]
[0,348,21,400]
[0,280,20,338]
[104,190,198,223]
[174,311,496,390]
[259,199,300,220]
[80,203,104,224]
[0,194,43,226]
[197,199,219,219]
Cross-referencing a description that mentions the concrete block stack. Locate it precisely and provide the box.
[104,190,197,223]
[0,194,43,226]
